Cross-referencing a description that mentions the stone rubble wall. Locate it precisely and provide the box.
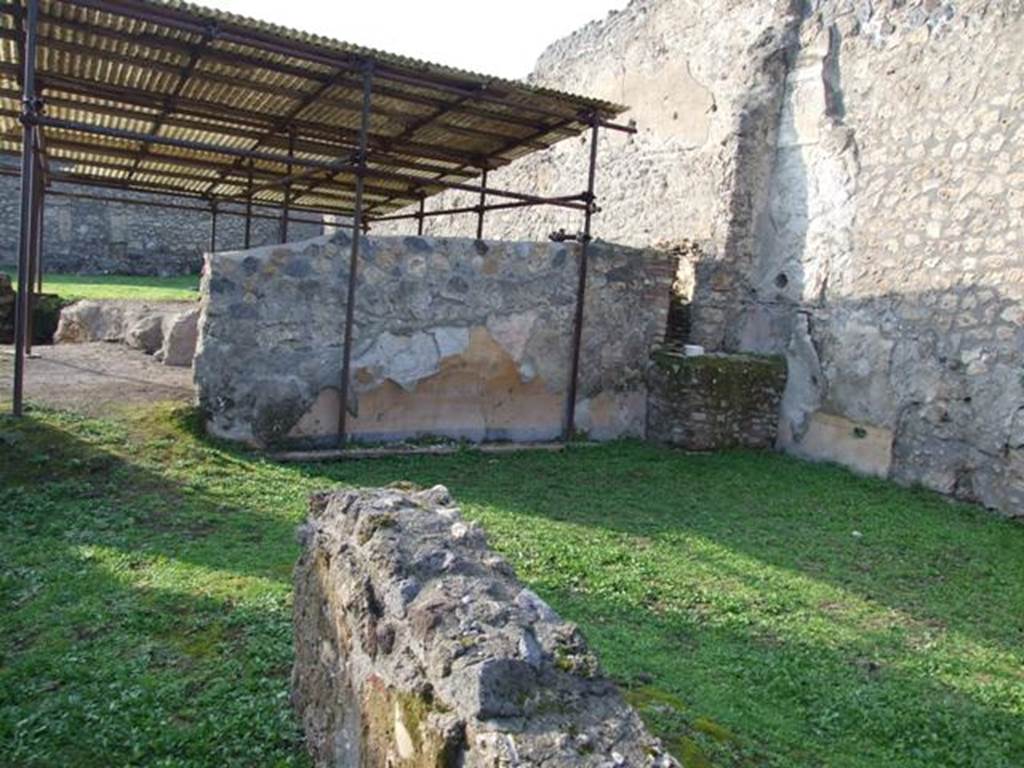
[381,0,1024,515]
[55,300,200,367]
[194,232,674,448]
[647,351,787,450]
[292,485,679,768]
[0,175,323,276]
[374,0,802,287]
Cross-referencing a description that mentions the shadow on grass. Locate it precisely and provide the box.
[1,410,310,764]
[2,405,1023,767]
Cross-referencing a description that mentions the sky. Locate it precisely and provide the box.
[202,0,630,80]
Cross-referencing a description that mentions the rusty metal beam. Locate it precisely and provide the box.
[564,117,601,440]
[338,64,373,445]
[11,0,39,417]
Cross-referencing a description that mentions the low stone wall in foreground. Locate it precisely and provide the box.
[195,232,674,448]
[292,485,679,767]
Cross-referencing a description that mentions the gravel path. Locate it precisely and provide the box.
[0,342,193,415]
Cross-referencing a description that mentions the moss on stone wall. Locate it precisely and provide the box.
[0,285,67,345]
[651,350,785,415]
[647,350,787,450]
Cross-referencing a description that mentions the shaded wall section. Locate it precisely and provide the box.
[194,233,674,448]
[741,0,1024,516]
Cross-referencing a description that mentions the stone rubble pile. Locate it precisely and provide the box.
[55,300,199,367]
[292,485,679,768]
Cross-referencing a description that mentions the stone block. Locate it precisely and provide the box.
[158,307,199,367]
[647,350,787,450]
[783,411,894,479]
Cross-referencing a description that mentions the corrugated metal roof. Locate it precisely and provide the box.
[0,0,626,217]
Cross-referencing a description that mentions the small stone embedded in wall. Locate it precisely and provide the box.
[646,350,787,451]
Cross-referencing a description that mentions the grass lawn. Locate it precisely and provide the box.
[8,273,200,303]
[1,403,1022,767]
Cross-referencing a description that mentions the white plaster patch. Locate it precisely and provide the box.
[354,331,441,391]
[393,701,415,759]
[486,311,538,363]
[433,326,470,360]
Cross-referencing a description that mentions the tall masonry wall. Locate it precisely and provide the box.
[381,0,1023,516]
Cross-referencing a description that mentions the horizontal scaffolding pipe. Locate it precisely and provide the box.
[30,116,587,212]
[40,188,335,227]
[0,165,360,222]
[596,120,637,134]
[32,115,347,173]
[370,195,588,223]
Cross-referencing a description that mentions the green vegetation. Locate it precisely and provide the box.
[9,273,200,302]
[1,403,1022,767]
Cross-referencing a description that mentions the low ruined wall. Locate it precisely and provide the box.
[647,351,786,450]
[55,300,199,367]
[194,233,673,447]
[292,485,679,767]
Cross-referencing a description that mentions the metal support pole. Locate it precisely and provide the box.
[35,180,44,296]
[11,0,39,417]
[337,63,373,445]
[476,168,487,240]
[25,168,44,355]
[243,159,253,248]
[209,200,218,253]
[416,196,425,236]
[563,117,600,441]
[280,127,294,243]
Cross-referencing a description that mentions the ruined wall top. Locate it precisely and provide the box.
[292,485,680,766]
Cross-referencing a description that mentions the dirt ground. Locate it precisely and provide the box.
[0,342,193,416]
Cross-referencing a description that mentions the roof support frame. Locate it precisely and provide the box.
[63,0,591,126]
[7,3,575,135]
[5,0,633,431]
[11,0,40,417]
[337,63,373,445]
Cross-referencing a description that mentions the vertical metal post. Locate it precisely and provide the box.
[337,63,373,444]
[563,116,600,441]
[25,167,43,355]
[11,0,40,417]
[416,196,425,236]
[209,200,218,253]
[280,127,294,243]
[476,168,487,240]
[243,159,253,248]
[35,177,44,296]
